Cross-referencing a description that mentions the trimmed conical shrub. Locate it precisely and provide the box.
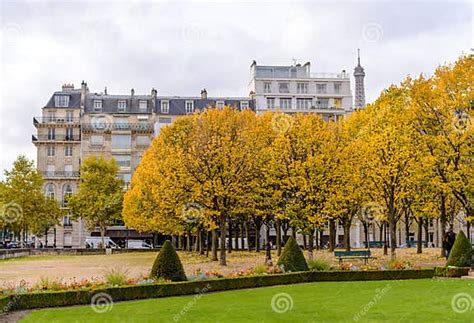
[447,231,473,267]
[277,236,309,272]
[150,240,187,281]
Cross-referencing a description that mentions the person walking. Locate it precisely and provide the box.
[443,227,456,260]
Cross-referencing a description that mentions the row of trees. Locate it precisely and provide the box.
[123,56,473,264]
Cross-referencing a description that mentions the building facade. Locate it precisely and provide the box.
[33,83,254,248]
[248,61,354,120]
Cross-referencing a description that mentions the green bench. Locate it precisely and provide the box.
[334,250,374,265]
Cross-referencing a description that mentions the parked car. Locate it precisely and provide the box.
[126,240,152,249]
[6,241,21,249]
[85,237,120,249]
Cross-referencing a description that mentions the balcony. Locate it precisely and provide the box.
[32,135,81,142]
[81,122,154,132]
[33,117,80,127]
[42,171,80,178]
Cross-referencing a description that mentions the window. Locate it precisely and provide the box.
[280,98,292,110]
[46,165,55,176]
[161,100,169,114]
[139,100,147,112]
[113,155,131,168]
[47,111,56,122]
[48,128,55,140]
[334,98,342,109]
[159,117,172,124]
[240,101,249,110]
[112,134,131,149]
[264,82,272,93]
[64,165,73,176]
[65,145,73,156]
[47,145,55,157]
[316,84,327,94]
[66,111,73,122]
[297,83,308,94]
[334,83,342,94]
[55,95,69,107]
[279,83,290,93]
[185,100,194,114]
[114,117,129,129]
[136,135,151,146]
[93,100,102,112]
[118,100,127,112]
[216,101,225,109]
[267,98,275,109]
[317,98,329,109]
[65,128,74,140]
[296,98,312,110]
[62,184,73,207]
[90,135,104,146]
[45,183,55,199]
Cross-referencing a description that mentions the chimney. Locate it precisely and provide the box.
[201,88,207,99]
[151,88,157,98]
[62,83,74,91]
[131,88,135,96]
[104,87,108,95]
[80,81,88,110]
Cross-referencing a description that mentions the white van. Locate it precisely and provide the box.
[85,237,120,249]
[126,240,152,249]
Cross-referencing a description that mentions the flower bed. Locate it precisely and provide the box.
[1,269,434,313]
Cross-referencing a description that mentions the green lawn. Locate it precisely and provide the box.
[22,279,472,322]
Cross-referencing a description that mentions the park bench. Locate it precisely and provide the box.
[363,241,384,248]
[334,250,374,265]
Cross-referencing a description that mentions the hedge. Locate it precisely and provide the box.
[433,266,471,278]
[1,269,434,313]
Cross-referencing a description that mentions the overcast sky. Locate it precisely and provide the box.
[0,0,471,177]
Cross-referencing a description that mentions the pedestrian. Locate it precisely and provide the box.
[443,226,456,260]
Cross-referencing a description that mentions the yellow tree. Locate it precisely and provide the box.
[359,86,420,259]
[409,55,473,247]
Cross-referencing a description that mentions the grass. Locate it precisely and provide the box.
[21,279,473,322]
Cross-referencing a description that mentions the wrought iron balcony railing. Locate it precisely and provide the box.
[81,122,154,132]
[42,171,80,178]
[33,117,81,125]
[32,135,81,142]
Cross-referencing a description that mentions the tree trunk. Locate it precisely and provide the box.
[178,235,182,250]
[240,222,245,251]
[439,193,447,257]
[423,219,429,247]
[227,218,232,254]
[291,225,297,239]
[416,218,423,254]
[265,222,272,265]
[205,231,210,257]
[467,220,471,243]
[211,229,218,261]
[329,219,336,252]
[255,220,262,252]
[234,222,239,251]
[383,223,388,256]
[276,218,282,256]
[343,220,351,251]
[100,227,106,249]
[389,218,397,259]
[404,212,410,247]
[303,234,307,250]
[245,221,251,251]
[219,214,227,266]
[308,229,314,260]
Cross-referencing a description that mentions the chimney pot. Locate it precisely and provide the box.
[62,83,74,91]
[131,88,135,96]
[201,88,208,99]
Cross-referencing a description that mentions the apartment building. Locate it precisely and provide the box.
[248,61,354,120]
[33,83,254,248]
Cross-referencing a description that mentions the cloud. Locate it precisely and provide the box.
[0,0,471,176]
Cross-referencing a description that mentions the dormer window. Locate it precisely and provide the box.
[55,95,69,107]
[139,100,147,112]
[240,101,249,110]
[216,101,225,109]
[118,100,127,112]
[161,100,169,114]
[93,100,102,112]
[185,100,194,114]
